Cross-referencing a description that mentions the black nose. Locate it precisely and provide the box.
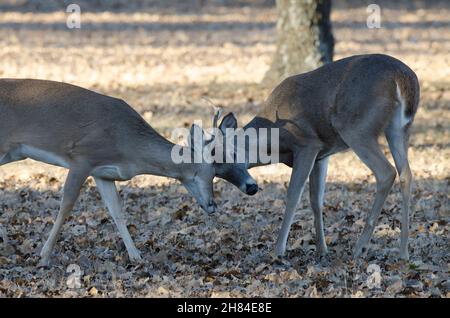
[245,183,258,195]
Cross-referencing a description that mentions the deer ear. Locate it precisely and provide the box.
[219,112,237,135]
[189,124,206,152]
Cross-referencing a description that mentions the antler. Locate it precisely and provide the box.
[212,107,223,129]
[201,97,223,129]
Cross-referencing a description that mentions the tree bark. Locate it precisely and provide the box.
[263,0,334,85]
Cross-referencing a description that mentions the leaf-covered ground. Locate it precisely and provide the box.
[0,0,448,297]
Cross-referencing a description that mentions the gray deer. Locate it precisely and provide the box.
[0,79,227,265]
[215,54,420,260]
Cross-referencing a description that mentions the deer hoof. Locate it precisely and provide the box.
[128,249,142,263]
[399,250,409,261]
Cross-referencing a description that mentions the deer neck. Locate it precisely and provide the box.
[242,116,282,168]
[134,138,192,180]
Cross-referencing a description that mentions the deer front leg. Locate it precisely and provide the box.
[274,147,319,257]
[94,177,142,262]
[309,157,329,256]
[40,167,89,266]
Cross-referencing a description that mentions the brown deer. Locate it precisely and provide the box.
[215,54,420,260]
[0,79,222,265]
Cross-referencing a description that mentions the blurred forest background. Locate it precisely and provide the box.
[0,0,448,297]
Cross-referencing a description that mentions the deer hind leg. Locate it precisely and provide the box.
[40,167,89,266]
[385,123,412,260]
[274,147,319,257]
[309,157,329,256]
[339,133,396,258]
[94,177,142,262]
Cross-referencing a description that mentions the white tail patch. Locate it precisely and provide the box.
[395,82,411,127]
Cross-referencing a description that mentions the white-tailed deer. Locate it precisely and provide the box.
[215,54,420,260]
[0,79,218,265]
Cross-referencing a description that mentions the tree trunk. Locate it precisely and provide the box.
[263,0,334,85]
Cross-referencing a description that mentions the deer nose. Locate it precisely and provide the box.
[245,183,258,195]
